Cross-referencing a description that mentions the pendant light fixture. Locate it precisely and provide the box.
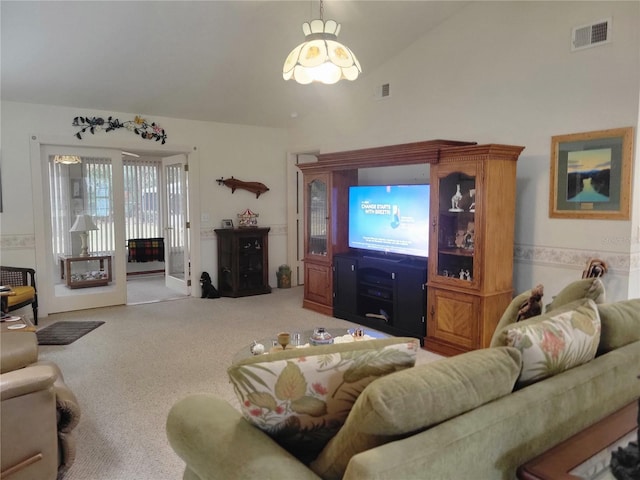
[53,155,82,165]
[283,0,361,85]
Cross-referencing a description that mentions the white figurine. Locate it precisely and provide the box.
[449,184,463,212]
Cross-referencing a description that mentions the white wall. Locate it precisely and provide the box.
[287,1,640,301]
[0,101,288,311]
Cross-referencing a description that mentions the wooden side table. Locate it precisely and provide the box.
[1,315,36,333]
[58,254,113,289]
[517,401,638,479]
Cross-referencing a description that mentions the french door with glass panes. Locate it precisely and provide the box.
[162,154,190,294]
[41,145,126,313]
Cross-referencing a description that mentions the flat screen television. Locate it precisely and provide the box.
[348,184,430,259]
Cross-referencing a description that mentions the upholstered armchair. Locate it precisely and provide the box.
[1,332,80,479]
[1,266,38,325]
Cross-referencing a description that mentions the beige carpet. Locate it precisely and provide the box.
[37,287,442,480]
[126,274,188,305]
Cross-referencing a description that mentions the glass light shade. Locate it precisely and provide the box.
[283,19,361,85]
[54,155,82,165]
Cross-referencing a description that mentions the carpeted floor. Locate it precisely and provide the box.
[126,274,188,305]
[37,321,105,345]
[35,287,442,480]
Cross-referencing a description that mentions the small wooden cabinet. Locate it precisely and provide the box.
[214,228,271,297]
[426,144,524,355]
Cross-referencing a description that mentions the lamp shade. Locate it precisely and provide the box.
[283,19,361,85]
[70,214,98,232]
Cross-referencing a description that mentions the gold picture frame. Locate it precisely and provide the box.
[549,127,634,220]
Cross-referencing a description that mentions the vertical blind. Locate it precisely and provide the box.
[124,158,162,239]
[49,160,71,256]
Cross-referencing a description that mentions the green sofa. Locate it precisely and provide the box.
[166,280,640,480]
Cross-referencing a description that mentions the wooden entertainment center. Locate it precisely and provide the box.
[297,140,524,355]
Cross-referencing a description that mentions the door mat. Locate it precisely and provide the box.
[37,321,105,345]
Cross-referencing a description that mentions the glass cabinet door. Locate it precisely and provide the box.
[435,170,476,283]
[307,178,328,257]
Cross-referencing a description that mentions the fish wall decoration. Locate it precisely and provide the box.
[217,177,270,198]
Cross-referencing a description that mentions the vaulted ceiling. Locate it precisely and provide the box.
[1,1,468,129]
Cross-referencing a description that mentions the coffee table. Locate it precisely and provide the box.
[232,327,387,364]
[517,400,638,480]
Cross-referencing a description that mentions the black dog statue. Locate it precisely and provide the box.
[200,271,220,299]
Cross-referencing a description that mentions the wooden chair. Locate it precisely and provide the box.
[1,266,38,325]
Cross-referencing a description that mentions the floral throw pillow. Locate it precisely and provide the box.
[506,299,601,388]
[228,337,419,464]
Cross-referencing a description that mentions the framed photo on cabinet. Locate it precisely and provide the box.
[549,127,633,220]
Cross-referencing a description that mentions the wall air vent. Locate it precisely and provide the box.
[374,83,391,100]
[571,18,611,51]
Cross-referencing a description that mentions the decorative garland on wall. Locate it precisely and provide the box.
[72,115,167,144]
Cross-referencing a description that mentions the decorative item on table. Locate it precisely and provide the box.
[221,219,234,229]
[449,184,463,212]
[237,209,258,227]
[290,332,303,347]
[310,327,333,345]
[277,332,291,351]
[250,340,265,355]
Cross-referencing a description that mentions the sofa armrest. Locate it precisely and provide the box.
[0,364,56,400]
[0,331,38,374]
[167,394,321,480]
[1,365,59,480]
[54,382,81,433]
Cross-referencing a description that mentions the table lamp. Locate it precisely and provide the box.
[70,214,98,256]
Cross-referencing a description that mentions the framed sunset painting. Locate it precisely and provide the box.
[549,127,633,220]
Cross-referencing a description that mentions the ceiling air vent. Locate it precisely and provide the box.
[571,18,611,51]
[374,83,391,100]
